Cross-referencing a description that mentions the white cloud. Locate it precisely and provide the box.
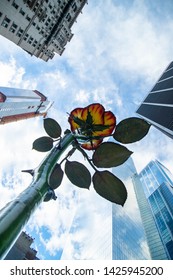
[75,89,90,104]
[130,125,173,174]
[66,0,173,90]
[0,58,24,87]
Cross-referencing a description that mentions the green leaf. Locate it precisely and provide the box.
[86,109,93,125]
[93,142,133,168]
[73,116,86,127]
[49,164,64,189]
[44,118,62,138]
[65,160,91,189]
[92,124,110,132]
[92,170,127,206]
[113,117,151,144]
[32,136,53,152]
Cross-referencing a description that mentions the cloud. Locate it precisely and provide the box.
[75,89,91,104]
[0,58,24,87]
[66,0,173,84]
[130,125,173,174]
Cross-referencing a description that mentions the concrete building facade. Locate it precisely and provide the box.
[5,231,39,260]
[0,0,87,61]
[0,86,52,124]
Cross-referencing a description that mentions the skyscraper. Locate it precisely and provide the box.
[0,0,87,61]
[5,231,39,260]
[0,86,52,124]
[60,157,150,260]
[136,61,173,139]
[132,160,173,260]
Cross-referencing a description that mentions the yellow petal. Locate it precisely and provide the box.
[96,111,116,136]
[68,107,83,131]
[82,103,104,125]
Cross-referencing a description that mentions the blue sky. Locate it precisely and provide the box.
[0,0,173,259]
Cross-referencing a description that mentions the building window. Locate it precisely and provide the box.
[58,37,65,45]
[33,2,40,12]
[66,13,72,22]
[32,40,38,47]
[42,15,47,22]
[12,1,19,9]
[16,28,24,37]
[37,44,41,50]
[26,15,31,21]
[23,33,29,41]
[19,8,25,16]
[25,0,35,9]
[36,25,40,31]
[9,22,18,33]
[1,17,11,28]
[72,3,77,12]
[28,36,34,44]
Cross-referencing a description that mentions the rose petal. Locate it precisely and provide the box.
[68,107,83,131]
[97,111,116,136]
[81,139,103,150]
[82,103,105,125]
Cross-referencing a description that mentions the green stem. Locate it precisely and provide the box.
[0,133,75,260]
[75,143,98,172]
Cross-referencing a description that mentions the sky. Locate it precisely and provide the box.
[0,0,173,260]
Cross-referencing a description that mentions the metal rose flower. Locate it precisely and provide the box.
[68,103,116,150]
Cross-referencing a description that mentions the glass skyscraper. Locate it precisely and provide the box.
[60,157,150,260]
[132,160,173,260]
[136,61,173,139]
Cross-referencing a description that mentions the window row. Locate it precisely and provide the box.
[11,1,36,22]
[1,14,42,31]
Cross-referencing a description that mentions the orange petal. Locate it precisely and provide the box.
[81,139,103,150]
[97,111,116,136]
[68,107,83,131]
[82,103,105,125]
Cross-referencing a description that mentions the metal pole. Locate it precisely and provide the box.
[0,133,75,259]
